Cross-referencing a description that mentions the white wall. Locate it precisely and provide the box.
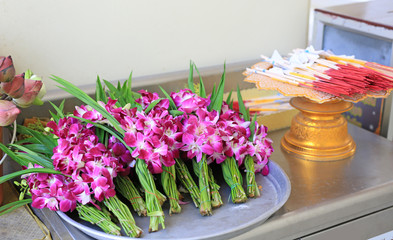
[0,0,309,100]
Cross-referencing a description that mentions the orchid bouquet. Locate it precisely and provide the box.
[0,62,273,238]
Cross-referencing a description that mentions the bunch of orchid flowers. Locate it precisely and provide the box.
[0,62,273,238]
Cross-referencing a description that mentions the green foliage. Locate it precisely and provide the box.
[208,63,226,113]
[236,85,249,121]
[0,199,32,216]
[0,168,63,184]
[187,61,195,93]
[51,75,124,134]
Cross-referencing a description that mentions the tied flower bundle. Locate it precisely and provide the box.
[0,62,273,238]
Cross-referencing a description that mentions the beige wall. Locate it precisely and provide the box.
[0,0,309,100]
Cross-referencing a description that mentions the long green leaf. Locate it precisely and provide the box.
[194,65,206,98]
[14,153,54,169]
[209,63,226,113]
[236,85,249,121]
[12,143,53,156]
[9,143,54,165]
[188,61,195,92]
[0,168,62,184]
[0,199,32,216]
[144,98,162,114]
[249,113,258,141]
[0,144,30,166]
[226,90,233,105]
[9,144,45,157]
[49,101,65,120]
[104,79,124,107]
[16,125,56,149]
[159,86,177,110]
[95,76,108,103]
[51,76,124,134]
[169,110,184,116]
[70,116,133,154]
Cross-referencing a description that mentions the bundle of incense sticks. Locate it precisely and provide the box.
[244,46,393,101]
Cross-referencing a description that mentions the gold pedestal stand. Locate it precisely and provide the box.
[281,97,356,161]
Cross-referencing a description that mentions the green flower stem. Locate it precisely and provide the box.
[135,159,165,232]
[76,204,121,236]
[196,155,212,216]
[244,155,260,198]
[161,165,181,215]
[192,160,223,208]
[155,186,167,207]
[103,195,142,238]
[221,157,248,203]
[208,166,223,208]
[115,175,147,216]
[175,158,200,208]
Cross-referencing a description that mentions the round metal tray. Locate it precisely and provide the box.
[57,160,291,240]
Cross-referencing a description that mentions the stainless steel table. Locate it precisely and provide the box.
[234,124,393,240]
[33,124,393,240]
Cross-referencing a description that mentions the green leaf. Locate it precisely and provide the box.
[16,125,57,150]
[127,72,133,92]
[194,65,206,98]
[188,61,195,92]
[169,110,184,116]
[49,100,65,120]
[226,90,233,105]
[95,76,107,103]
[209,83,217,111]
[0,199,32,216]
[236,85,249,121]
[14,153,54,169]
[209,62,226,113]
[9,143,53,156]
[51,76,124,134]
[0,144,29,166]
[49,110,59,123]
[103,80,124,107]
[70,116,133,154]
[249,113,258,141]
[103,80,119,96]
[144,98,162,114]
[0,168,63,184]
[159,86,177,110]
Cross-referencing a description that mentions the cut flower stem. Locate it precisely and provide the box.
[115,175,147,216]
[103,195,143,238]
[244,155,260,198]
[196,154,212,216]
[161,165,181,215]
[192,160,223,208]
[175,158,200,207]
[135,159,165,232]
[77,204,121,236]
[221,157,248,203]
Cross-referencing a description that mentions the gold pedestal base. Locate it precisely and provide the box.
[281,97,356,161]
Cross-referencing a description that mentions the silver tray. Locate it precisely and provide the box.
[57,160,291,240]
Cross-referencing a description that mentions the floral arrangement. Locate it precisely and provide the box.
[0,56,46,126]
[0,62,273,238]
